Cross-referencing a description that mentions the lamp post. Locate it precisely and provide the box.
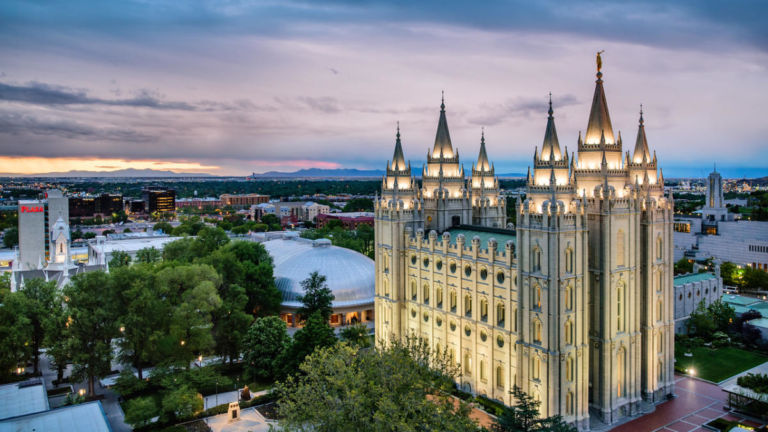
[215,379,219,408]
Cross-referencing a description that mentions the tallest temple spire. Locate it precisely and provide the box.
[584,52,615,145]
[432,93,455,158]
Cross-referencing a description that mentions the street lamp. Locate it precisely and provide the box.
[215,379,219,407]
[78,388,86,397]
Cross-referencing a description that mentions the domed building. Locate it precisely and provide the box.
[262,235,375,327]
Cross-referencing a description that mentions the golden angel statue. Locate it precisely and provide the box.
[596,50,605,72]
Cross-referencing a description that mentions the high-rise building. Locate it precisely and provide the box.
[143,187,176,214]
[374,59,674,429]
[16,189,72,271]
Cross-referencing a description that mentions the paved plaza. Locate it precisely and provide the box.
[612,374,766,432]
[204,407,277,432]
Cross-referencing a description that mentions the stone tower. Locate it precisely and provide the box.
[517,97,590,428]
[470,130,506,228]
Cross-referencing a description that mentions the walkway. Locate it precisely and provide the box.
[611,374,764,432]
[204,407,277,432]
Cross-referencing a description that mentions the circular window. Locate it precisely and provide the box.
[450,320,457,331]
[464,325,472,336]
[423,312,429,322]
[497,335,504,348]
[436,260,443,271]
[411,255,417,265]
[678,294,683,301]
[465,266,472,277]
[411,308,417,318]
[480,331,487,342]
[497,272,505,284]
[423,258,430,268]
[436,316,443,327]
[450,262,457,273]
[480,268,488,280]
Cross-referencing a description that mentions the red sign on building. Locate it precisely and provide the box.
[20,205,44,213]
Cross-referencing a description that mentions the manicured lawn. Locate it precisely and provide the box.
[675,346,768,383]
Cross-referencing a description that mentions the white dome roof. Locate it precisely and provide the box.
[262,238,374,309]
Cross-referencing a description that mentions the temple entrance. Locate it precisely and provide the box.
[452,215,461,226]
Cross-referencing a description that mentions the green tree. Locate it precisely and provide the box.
[280,312,336,377]
[136,247,161,263]
[167,280,222,366]
[83,232,97,240]
[708,300,736,333]
[161,385,203,420]
[123,396,159,428]
[342,198,373,212]
[339,323,371,349]
[261,213,280,226]
[18,278,57,374]
[674,258,694,275]
[195,226,230,255]
[2,227,18,248]
[687,300,716,337]
[721,261,740,286]
[162,237,199,262]
[493,385,577,432]
[213,284,252,364]
[112,265,165,379]
[44,294,71,383]
[277,338,478,432]
[0,291,32,381]
[109,250,131,268]
[242,316,290,381]
[64,271,119,395]
[296,272,335,322]
[153,221,174,234]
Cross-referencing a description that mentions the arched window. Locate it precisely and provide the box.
[617,284,624,332]
[533,319,542,344]
[565,248,574,273]
[617,347,626,398]
[383,279,389,297]
[497,302,505,326]
[566,391,574,416]
[423,284,430,304]
[496,365,504,388]
[464,294,472,317]
[532,356,541,380]
[480,360,487,382]
[411,281,417,300]
[532,248,542,272]
[450,289,457,312]
[658,330,663,354]
[656,236,663,260]
[565,285,573,311]
[658,360,663,383]
[436,286,443,308]
[513,307,518,332]
[59,243,64,253]
[449,347,456,364]
[464,352,472,375]
[480,298,488,322]
[656,298,663,322]
[657,271,663,292]
[533,284,542,309]
[566,355,574,382]
[565,319,573,345]
[617,229,625,267]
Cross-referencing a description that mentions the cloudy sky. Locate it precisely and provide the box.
[1,0,767,177]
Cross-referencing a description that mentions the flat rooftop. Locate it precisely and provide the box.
[0,401,111,432]
[0,380,48,420]
[722,294,763,307]
[446,227,516,253]
[673,272,718,285]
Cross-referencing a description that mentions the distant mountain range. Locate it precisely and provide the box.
[249,168,385,178]
[0,168,214,178]
[249,168,527,179]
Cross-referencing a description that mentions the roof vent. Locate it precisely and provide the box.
[313,238,332,248]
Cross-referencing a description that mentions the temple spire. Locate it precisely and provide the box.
[632,106,651,164]
[390,122,407,171]
[476,128,491,172]
[584,57,615,145]
[541,93,562,162]
[432,93,454,158]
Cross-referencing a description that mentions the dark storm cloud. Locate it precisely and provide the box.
[0,81,195,110]
[0,111,153,144]
[467,94,579,126]
[1,1,765,52]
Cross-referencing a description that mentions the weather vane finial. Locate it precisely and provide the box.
[596,50,605,73]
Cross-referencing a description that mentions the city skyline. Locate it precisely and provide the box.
[1,0,767,178]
